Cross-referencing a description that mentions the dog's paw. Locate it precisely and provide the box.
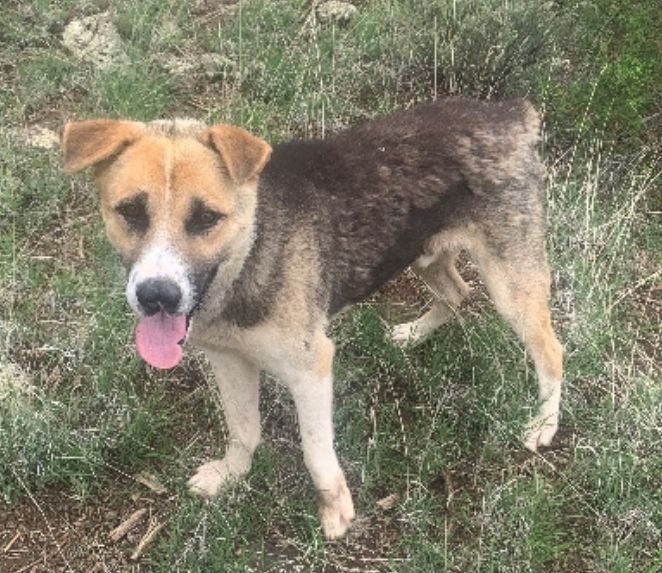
[523,414,559,452]
[391,322,419,346]
[318,473,355,540]
[188,459,236,498]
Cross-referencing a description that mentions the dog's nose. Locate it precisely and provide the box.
[136,279,182,315]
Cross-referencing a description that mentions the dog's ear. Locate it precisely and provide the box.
[63,120,144,173]
[201,125,272,184]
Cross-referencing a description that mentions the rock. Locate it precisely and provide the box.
[164,52,236,82]
[316,1,358,24]
[62,12,125,69]
[21,125,60,150]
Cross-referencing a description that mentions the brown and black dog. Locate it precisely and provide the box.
[63,98,563,539]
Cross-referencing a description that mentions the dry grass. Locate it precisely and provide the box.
[0,1,660,572]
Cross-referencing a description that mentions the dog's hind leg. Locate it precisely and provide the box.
[392,249,470,345]
[188,350,261,497]
[470,240,563,451]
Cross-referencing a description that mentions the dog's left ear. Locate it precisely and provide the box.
[201,125,272,184]
[63,120,144,173]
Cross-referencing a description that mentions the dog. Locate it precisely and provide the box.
[63,98,563,539]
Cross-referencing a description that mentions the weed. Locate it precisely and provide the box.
[0,1,659,571]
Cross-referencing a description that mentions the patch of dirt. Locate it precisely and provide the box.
[0,488,170,572]
[246,503,406,573]
[372,254,486,324]
[0,354,233,573]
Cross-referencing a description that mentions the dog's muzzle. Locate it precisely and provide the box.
[125,244,197,370]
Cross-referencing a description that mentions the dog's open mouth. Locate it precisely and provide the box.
[135,311,188,369]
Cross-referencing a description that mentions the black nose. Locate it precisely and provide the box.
[136,279,182,315]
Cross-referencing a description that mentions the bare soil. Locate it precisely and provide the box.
[0,489,163,572]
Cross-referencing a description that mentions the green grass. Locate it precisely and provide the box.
[0,0,660,571]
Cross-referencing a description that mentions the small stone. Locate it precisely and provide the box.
[376,493,399,510]
[316,1,358,24]
[62,12,125,69]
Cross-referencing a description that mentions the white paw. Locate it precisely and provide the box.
[391,322,420,346]
[523,414,559,452]
[188,459,236,498]
[318,474,355,540]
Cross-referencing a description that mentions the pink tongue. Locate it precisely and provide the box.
[135,311,187,369]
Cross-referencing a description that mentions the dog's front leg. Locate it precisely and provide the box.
[189,350,261,497]
[285,337,355,540]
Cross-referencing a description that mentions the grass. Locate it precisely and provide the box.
[0,0,660,571]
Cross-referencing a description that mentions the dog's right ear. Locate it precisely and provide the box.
[63,120,144,173]
[200,124,272,185]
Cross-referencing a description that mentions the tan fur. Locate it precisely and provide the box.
[313,332,334,379]
[65,120,270,278]
[201,124,273,184]
[63,120,143,173]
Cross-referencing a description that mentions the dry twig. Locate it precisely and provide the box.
[3,531,22,553]
[108,508,148,543]
[130,518,166,561]
[134,472,167,495]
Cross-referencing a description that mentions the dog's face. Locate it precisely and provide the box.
[63,119,271,368]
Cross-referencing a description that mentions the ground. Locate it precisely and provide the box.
[0,1,660,572]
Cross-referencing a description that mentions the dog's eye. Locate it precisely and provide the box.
[186,208,224,236]
[115,199,149,233]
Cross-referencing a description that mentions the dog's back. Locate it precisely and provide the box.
[259,98,544,313]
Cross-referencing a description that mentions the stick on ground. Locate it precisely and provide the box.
[134,472,167,495]
[3,531,22,553]
[130,518,165,561]
[108,508,148,543]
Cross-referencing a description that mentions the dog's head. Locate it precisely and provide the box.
[63,119,271,369]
